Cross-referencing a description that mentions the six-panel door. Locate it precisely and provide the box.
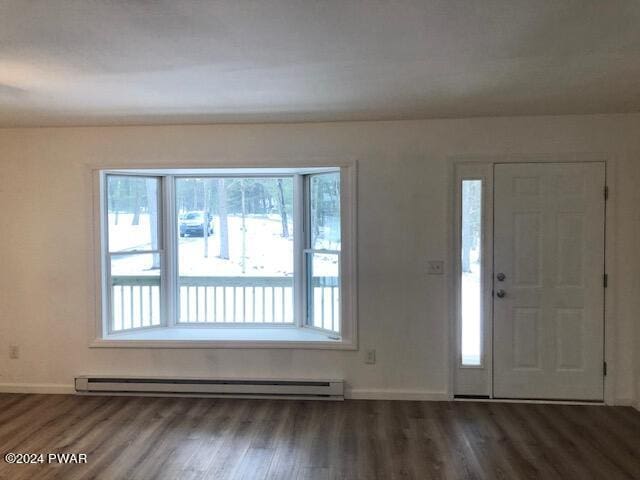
[493,162,605,401]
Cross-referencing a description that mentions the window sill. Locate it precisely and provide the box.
[91,326,354,350]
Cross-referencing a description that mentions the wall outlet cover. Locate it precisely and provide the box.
[9,345,19,359]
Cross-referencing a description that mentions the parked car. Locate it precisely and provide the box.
[179,211,214,237]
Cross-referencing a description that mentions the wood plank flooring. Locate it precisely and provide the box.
[0,394,638,479]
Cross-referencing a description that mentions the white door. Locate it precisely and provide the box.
[493,162,605,400]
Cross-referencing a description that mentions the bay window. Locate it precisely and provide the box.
[94,167,355,348]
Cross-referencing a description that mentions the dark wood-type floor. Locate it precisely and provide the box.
[0,394,639,479]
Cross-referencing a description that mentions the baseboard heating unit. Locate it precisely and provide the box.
[75,376,344,400]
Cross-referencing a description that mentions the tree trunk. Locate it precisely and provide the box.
[313,179,322,239]
[277,179,289,238]
[192,181,198,210]
[108,178,119,225]
[132,184,141,225]
[240,181,247,274]
[147,179,160,269]
[461,218,471,273]
[217,179,229,259]
[203,182,211,258]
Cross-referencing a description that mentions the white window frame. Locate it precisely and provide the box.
[90,165,357,350]
[453,163,493,397]
[102,173,166,334]
[303,172,342,337]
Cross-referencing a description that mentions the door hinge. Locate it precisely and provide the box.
[604,186,609,200]
[603,361,607,376]
[603,273,608,288]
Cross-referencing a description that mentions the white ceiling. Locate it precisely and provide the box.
[1,0,639,127]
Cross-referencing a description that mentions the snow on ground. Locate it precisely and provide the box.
[179,215,294,277]
[108,213,338,277]
[108,213,340,331]
[461,254,481,365]
[108,213,154,252]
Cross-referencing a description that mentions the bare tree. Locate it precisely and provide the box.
[108,177,119,225]
[277,178,289,238]
[240,180,247,274]
[461,181,481,273]
[131,182,142,225]
[203,181,211,258]
[147,178,160,269]
[217,178,229,259]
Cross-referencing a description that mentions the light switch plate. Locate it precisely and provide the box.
[427,260,444,275]
[365,349,376,364]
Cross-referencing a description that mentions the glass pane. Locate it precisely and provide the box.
[307,252,340,333]
[110,253,161,331]
[107,176,160,252]
[310,172,341,250]
[461,180,482,366]
[175,177,294,323]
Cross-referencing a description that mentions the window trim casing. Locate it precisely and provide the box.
[102,172,167,336]
[452,162,493,397]
[303,172,342,336]
[90,163,357,350]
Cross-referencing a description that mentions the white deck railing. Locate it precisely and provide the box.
[110,275,339,333]
[111,275,161,331]
[178,276,294,325]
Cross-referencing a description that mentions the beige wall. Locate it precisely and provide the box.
[0,113,639,403]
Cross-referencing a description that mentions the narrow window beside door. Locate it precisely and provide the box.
[461,180,482,366]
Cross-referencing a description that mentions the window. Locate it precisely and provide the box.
[175,176,295,324]
[97,167,355,347]
[106,175,163,331]
[460,179,482,365]
[307,172,341,331]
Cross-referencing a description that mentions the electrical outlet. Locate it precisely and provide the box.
[427,260,444,275]
[365,349,376,364]
[9,345,19,360]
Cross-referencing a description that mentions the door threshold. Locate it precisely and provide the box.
[454,396,605,406]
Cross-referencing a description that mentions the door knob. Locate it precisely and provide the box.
[496,289,506,298]
[496,272,506,281]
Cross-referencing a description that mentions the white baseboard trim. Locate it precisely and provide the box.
[455,397,604,406]
[346,389,449,401]
[0,384,448,402]
[0,383,75,395]
[9,385,628,407]
[606,398,640,411]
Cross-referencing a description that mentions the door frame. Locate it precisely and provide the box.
[448,154,616,405]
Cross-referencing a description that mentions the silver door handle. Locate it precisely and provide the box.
[496,289,506,298]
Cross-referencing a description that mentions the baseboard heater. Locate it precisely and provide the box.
[75,376,344,400]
